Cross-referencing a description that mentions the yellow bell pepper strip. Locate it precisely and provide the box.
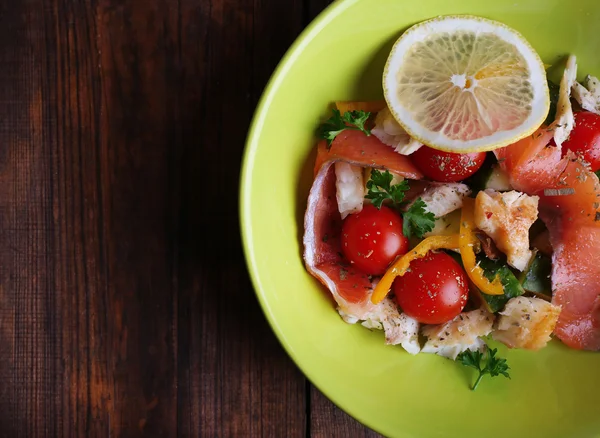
[371,235,460,304]
[460,198,504,296]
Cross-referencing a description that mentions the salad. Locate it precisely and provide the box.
[302,16,600,390]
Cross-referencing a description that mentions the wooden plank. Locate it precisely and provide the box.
[310,387,384,438]
[175,0,308,436]
[0,4,58,436]
[0,0,181,435]
[92,2,181,435]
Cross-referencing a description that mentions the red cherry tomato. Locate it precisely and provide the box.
[410,146,486,182]
[341,205,409,276]
[562,111,600,171]
[393,252,468,324]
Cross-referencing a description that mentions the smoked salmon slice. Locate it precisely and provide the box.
[545,223,600,350]
[304,161,380,318]
[313,131,423,179]
[304,132,422,318]
[495,128,600,350]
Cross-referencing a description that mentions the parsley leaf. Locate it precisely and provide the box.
[486,348,511,379]
[595,169,600,179]
[402,198,435,238]
[342,110,370,133]
[364,171,435,237]
[365,169,409,209]
[457,347,511,390]
[319,109,372,147]
[457,349,483,371]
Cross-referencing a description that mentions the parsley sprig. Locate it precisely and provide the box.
[365,169,435,238]
[403,198,435,239]
[319,109,371,147]
[365,168,409,208]
[595,169,600,179]
[457,347,510,391]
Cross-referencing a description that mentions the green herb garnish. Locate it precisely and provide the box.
[478,254,525,312]
[519,252,552,296]
[319,109,371,147]
[402,198,436,239]
[595,169,600,179]
[365,170,435,238]
[365,169,409,208]
[457,347,511,391]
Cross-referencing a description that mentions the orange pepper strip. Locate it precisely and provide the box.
[460,198,504,296]
[335,100,387,114]
[371,235,460,304]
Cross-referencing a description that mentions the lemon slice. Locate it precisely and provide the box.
[383,16,549,152]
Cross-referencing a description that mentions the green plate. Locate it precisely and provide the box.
[240,1,600,437]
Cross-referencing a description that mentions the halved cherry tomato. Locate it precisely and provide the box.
[410,146,486,182]
[562,111,600,171]
[341,205,409,276]
[393,251,468,324]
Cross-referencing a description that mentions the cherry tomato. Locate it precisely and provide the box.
[393,252,468,324]
[562,111,600,171]
[341,205,409,276]
[410,146,486,182]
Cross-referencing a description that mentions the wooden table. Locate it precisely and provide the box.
[0,1,382,436]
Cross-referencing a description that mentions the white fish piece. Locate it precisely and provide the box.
[335,162,364,219]
[554,55,577,148]
[474,190,539,271]
[572,74,600,115]
[493,297,561,350]
[337,308,360,325]
[584,74,600,100]
[372,107,422,155]
[418,183,471,218]
[421,308,495,360]
[572,82,599,115]
[412,183,470,238]
[339,297,421,355]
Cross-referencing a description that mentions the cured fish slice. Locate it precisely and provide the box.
[494,129,559,194]
[304,157,425,354]
[495,128,600,223]
[495,128,600,350]
[544,222,600,350]
[313,131,423,179]
[304,133,422,318]
[303,164,374,317]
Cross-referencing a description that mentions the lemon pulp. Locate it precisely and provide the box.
[383,16,550,152]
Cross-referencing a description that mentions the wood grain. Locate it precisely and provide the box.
[0,0,380,436]
[310,388,383,438]
[176,0,310,435]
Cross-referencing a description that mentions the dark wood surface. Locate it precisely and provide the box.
[0,1,383,436]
